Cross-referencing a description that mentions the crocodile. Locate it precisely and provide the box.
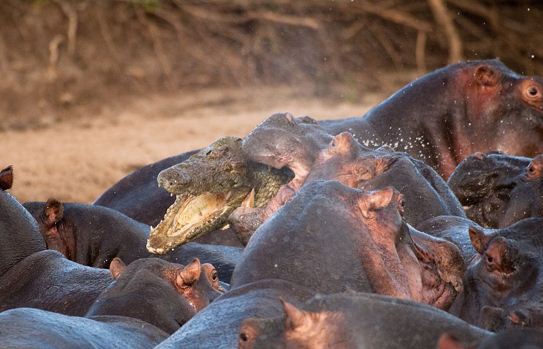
[147,137,291,254]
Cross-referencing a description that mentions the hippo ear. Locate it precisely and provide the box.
[280,298,309,331]
[468,226,490,254]
[284,112,295,124]
[474,65,499,87]
[109,257,126,279]
[179,258,202,285]
[526,155,543,180]
[358,187,395,219]
[0,166,13,191]
[44,199,64,226]
[437,333,471,349]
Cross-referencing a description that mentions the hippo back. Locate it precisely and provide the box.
[0,308,167,349]
[0,250,112,316]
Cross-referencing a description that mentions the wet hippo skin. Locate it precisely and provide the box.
[154,279,315,349]
[305,132,466,226]
[239,293,489,349]
[232,180,464,311]
[0,166,45,277]
[320,59,543,178]
[448,217,543,331]
[0,250,113,316]
[0,257,225,348]
[24,200,242,282]
[449,152,543,228]
[438,328,543,349]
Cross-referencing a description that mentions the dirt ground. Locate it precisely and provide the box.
[4,86,386,204]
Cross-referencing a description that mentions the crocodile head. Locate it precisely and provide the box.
[148,137,253,254]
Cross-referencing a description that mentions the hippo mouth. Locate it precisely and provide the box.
[147,190,250,254]
[410,231,464,310]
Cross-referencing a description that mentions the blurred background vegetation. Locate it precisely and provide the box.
[0,0,542,128]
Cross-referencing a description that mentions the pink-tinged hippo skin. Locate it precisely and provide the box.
[87,257,224,333]
[231,180,464,311]
[239,293,489,349]
[437,328,543,349]
[231,131,466,243]
[154,279,315,349]
[24,200,243,283]
[320,59,543,179]
[449,152,543,228]
[449,217,543,331]
[305,132,466,226]
[0,257,225,349]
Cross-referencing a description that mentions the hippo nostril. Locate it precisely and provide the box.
[486,255,493,264]
[240,333,249,342]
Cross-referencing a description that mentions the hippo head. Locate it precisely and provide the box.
[242,113,332,187]
[453,60,543,161]
[149,137,253,253]
[239,299,349,349]
[355,186,464,309]
[466,218,543,330]
[448,152,531,228]
[500,154,543,227]
[88,257,224,333]
[306,132,393,187]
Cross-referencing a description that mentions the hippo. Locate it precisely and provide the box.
[320,59,543,178]
[154,279,316,349]
[231,180,464,311]
[94,60,543,227]
[0,166,45,276]
[0,257,224,349]
[416,215,483,263]
[87,257,224,332]
[448,217,543,330]
[304,132,466,226]
[24,199,243,282]
[438,329,543,349]
[232,129,466,242]
[448,152,543,228]
[239,293,489,349]
[24,199,150,268]
[0,249,113,316]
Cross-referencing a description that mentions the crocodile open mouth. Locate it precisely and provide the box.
[147,190,249,254]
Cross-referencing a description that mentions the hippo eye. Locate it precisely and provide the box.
[528,86,540,97]
[486,254,493,264]
[528,164,535,174]
[240,333,249,342]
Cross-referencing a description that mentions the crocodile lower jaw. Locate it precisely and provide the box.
[147,190,248,254]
